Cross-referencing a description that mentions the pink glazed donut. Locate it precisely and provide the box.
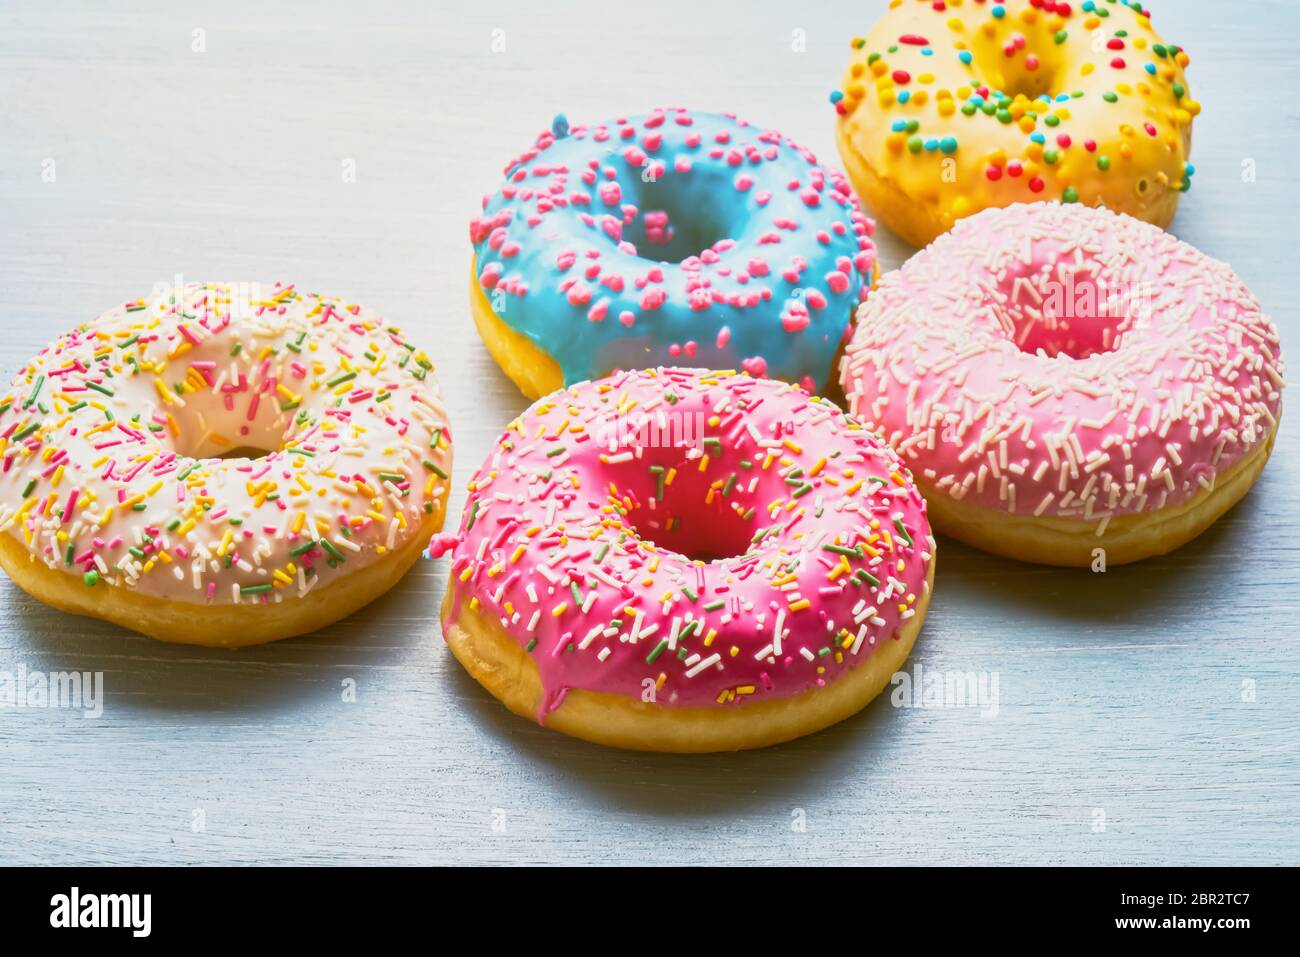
[436,367,935,751]
[841,203,1284,567]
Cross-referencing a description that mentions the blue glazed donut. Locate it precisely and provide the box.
[469,108,878,398]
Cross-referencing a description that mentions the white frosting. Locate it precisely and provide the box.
[0,282,452,614]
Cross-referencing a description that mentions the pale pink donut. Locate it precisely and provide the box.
[840,203,1284,566]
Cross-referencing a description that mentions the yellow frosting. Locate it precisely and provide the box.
[833,0,1195,246]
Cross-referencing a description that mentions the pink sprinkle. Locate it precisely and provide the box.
[781,305,810,333]
[598,182,622,206]
[61,490,79,524]
[640,288,666,311]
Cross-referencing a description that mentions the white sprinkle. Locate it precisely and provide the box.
[685,653,721,678]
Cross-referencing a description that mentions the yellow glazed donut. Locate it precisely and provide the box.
[0,282,453,647]
[832,0,1197,248]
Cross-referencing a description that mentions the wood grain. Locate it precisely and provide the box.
[0,0,1295,865]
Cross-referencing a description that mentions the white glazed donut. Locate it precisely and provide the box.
[0,281,453,646]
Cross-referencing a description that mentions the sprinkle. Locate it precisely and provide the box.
[23,375,45,409]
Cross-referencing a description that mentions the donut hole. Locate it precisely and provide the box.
[620,454,758,562]
[1001,263,1138,359]
[167,393,294,462]
[622,165,747,264]
[213,444,275,461]
[596,404,760,563]
[965,35,1064,103]
[999,73,1056,103]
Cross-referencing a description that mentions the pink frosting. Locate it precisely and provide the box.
[841,203,1284,531]
[442,367,934,714]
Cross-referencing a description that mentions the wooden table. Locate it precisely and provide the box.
[1,0,1295,865]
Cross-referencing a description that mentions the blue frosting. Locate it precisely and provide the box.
[470,108,876,392]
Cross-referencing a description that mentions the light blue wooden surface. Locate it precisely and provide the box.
[0,0,1296,865]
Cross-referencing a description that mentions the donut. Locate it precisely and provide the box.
[831,0,1198,248]
[840,203,1283,567]
[435,367,935,752]
[469,108,879,400]
[0,281,453,647]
